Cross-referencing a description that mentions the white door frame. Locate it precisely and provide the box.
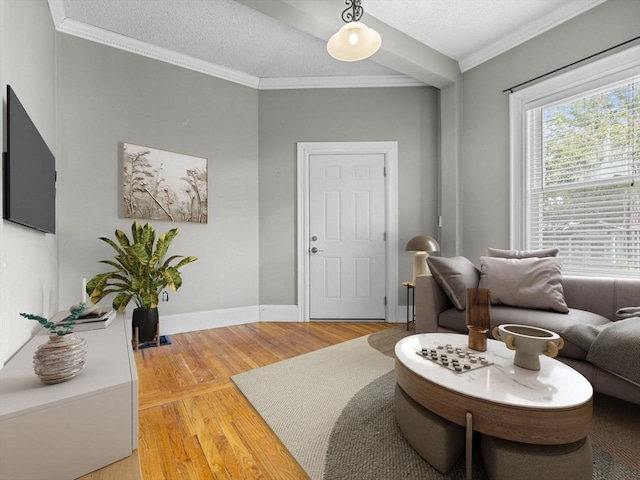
[296,141,398,322]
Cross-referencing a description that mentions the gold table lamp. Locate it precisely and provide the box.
[405,235,440,283]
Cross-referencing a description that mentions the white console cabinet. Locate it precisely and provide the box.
[0,315,138,480]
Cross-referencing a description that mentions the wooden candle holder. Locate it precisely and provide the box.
[466,288,491,351]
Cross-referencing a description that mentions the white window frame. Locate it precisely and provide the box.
[509,45,640,275]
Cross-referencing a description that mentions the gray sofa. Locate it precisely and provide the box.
[415,273,640,405]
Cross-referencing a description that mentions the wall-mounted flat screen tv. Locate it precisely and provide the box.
[4,85,56,234]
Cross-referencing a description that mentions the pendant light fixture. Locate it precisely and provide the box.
[327,0,381,62]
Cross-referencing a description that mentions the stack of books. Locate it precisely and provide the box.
[55,309,117,332]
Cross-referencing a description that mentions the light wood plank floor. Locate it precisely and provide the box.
[134,321,394,480]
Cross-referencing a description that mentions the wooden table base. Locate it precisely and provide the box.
[395,359,592,445]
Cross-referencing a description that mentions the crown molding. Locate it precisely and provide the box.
[47,0,66,26]
[48,0,423,90]
[459,0,607,72]
[258,74,425,90]
[52,17,261,89]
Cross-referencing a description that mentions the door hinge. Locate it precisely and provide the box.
[384,296,387,306]
[383,166,387,177]
[383,231,387,241]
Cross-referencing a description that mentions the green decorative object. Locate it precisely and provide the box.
[86,221,197,312]
[20,304,86,336]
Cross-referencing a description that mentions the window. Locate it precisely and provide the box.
[511,46,640,277]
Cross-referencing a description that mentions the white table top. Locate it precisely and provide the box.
[395,333,593,409]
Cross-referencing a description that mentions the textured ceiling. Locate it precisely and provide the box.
[57,0,607,88]
[363,0,601,65]
[61,0,397,79]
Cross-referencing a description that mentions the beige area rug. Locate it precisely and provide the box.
[231,332,398,479]
[232,327,640,479]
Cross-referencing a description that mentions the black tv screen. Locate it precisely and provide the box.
[4,85,56,234]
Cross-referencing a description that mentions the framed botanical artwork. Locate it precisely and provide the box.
[122,142,208,224]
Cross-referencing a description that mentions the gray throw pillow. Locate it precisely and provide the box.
[487,247,560,258]
[427,256,480,310]
[478,256,569,313]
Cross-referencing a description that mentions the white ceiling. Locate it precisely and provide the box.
[52,0,607,89]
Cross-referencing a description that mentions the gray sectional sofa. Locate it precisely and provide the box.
[415,266,640,405]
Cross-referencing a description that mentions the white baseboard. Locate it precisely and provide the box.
[159,306,260,336]
[259,305,299,322]
[158,304,403,336]
[391,305,409,324]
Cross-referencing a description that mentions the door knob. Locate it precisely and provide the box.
[310,247,323,254]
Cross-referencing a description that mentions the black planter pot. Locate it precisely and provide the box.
[132,307,159,344]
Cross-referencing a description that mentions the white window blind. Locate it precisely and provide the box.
[524,75,640,277]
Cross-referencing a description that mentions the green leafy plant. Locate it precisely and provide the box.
[87,221,197,311]
[21,304,86,336]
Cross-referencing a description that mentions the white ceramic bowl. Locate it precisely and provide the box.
[492,324,564,370]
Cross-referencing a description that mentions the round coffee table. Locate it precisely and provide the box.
[395,333,593,478]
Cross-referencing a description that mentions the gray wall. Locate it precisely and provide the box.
[460,0,640,263]
[0,0,58,365]
[56,34,260,317]
[54,36,440,316]
[258,87,440,305]
[55,32,441,317]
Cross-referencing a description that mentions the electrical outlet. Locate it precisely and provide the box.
[161,291,169,302]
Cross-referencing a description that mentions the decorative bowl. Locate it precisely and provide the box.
[492,324,564,370]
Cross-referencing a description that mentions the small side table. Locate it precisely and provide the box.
[402,281,415,330]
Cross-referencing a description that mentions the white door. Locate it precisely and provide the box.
[308,153,386,319]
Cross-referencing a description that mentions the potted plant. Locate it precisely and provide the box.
[86,221,197,344]
[21,305,88,384]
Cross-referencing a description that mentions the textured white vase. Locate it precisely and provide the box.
[33,334,88,384]
[492,324,564,370]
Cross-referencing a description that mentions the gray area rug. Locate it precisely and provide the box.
[323,370,487,480]
[324,370,639,480]
[232,327,640,479]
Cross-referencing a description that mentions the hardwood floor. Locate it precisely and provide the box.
[134,321,394,480]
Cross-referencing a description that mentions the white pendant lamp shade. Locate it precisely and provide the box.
[327,21,382,62]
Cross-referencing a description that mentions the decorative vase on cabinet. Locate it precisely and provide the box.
[32,334,88,384]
